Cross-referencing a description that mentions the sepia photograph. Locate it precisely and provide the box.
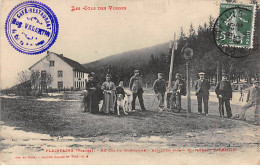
[0,0,259,165]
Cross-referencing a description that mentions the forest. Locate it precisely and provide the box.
[84,8,260,88]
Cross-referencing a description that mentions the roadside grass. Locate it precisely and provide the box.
[0,90,257,142]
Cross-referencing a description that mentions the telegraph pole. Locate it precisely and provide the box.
[167,33,176,92]
[167,33,177,108]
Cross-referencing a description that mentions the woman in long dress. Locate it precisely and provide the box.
[101,74,116,114]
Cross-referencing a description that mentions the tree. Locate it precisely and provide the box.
[189,24,196,38]
[179,27,186,40]
[31,70,41,91]
[16,70,53,96]
[17,70,32,96]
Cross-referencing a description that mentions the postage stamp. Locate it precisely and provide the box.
[215,3,256,49]
[5,1,59,55]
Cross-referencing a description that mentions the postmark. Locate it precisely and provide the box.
[5,1,59,55]
[213,3,256,58]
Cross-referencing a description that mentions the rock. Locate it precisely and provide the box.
[103,137,109,142]
[216,130,225,134]
[186,133,195,138]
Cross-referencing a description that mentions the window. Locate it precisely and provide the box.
[58,70,63,77]
[50,61,55,67]
[58,81,63,89]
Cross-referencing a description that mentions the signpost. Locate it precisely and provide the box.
[183,47,193,117]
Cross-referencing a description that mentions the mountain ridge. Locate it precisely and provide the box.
[83,42,169,69]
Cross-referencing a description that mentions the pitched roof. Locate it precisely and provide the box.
[53,53,89,73]
[29,51,89,73]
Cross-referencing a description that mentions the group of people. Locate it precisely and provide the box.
[83,69,260,125]
[83,70,147,114]
[152,71,260,125]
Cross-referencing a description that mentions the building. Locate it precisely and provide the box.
[29,51,89,90]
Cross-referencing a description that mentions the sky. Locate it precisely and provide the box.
[0,0,254,89]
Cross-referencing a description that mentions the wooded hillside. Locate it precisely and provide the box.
[83,9,260,87]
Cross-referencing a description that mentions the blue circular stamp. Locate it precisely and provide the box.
[5,1,59,55]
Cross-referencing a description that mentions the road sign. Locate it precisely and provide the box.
[183,48,193,59]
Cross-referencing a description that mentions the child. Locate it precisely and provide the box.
[239,86,244,102]
[153,73,166,112]
[115,81,126,112]
[116,81,126,98]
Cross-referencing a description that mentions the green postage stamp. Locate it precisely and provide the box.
[217,3,256,48]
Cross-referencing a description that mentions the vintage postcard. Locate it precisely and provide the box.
[0,0,260,165]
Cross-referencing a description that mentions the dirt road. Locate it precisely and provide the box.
[0,90,259,164]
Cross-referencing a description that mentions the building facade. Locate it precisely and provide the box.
[29,51,89,90]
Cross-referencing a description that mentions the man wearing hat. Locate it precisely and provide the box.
[194,72,211,115]
[153,73,167,112]
[84,73,98,113]
[215,73,233,118]
[170,73,185,112]
[234,80,260,125]
[129,70,146,111]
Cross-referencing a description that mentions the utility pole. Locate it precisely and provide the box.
[167,33,177,108]
[168,33,176,92]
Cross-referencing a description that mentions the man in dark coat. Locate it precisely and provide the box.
[129,70,146,111]
[85,74,99,113]
[153,73,166,112]
[215,74,233,118]
[170,73,185,113]
[194,72,211,115]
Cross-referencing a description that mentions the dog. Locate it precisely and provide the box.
[116,94,128,115]
[124,89,133,112]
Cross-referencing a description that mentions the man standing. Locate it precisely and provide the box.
[194,72,211,115]
[129,70,146,111]
[153,73,166,112]
[84,74,98,113]
[170,73,184,113]
[215,73,233,118]
[234,81,260,125]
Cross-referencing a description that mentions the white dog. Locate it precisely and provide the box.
[116,94,128,115]
[124,89,133,112]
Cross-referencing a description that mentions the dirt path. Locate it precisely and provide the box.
[0,120,259,164]
[1,90,260,164]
